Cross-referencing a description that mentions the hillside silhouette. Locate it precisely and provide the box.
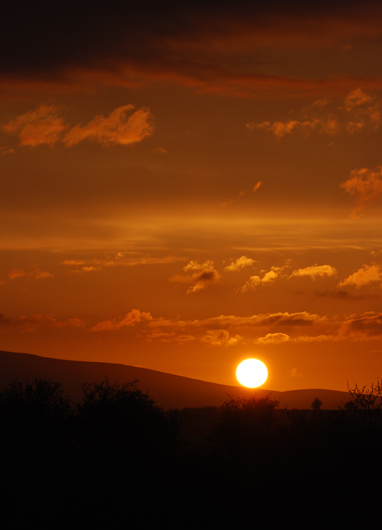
[0,350,349,409]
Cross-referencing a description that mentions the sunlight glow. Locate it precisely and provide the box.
[236,359,268,388]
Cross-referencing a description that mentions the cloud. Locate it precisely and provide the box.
[220,190,245,208]
[201,329,242,346]
[340,312,382,339]
[142,310,334,345]
[4,4,382,99]
[8,268,53,280]
[19,315,85,331]
[289,264,337,280]
[61,254,183,274]
[91,309,153,331]
[253,181,262,193]
[183,260,214,272]
[344,88,373,110]
[145,331,194,343]
[63,105,154,147]
[239,266,282,292]
[247,89,382,139]
[0,313,84,331]
[289,368,303,378]
[247,118,340,138]
[255,333,290,344]
[338,264,382,288]
[3,104,154,149]
[62,260,85,266]
[224,255,256,272]
[3,105,68,146]
[340,166,382,217]
[257,312,323,327]
[149,311,323,330]
[170,262,220,293]
[0,146,15,155]
[318,290,378,301]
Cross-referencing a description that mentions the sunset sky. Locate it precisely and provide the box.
[2,1,382,391]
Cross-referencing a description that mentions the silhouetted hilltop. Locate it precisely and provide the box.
[0,350,349,409]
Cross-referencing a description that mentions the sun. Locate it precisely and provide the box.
[236,359,268,388]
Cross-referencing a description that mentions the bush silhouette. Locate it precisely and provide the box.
[212,394,279,460]
[0,378,71,446]
[75,378,175,463]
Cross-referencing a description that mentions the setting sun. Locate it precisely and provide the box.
[236,359,268,388]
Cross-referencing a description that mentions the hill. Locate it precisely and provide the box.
[0,350,349,409]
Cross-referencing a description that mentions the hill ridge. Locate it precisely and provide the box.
[0,350,349,409]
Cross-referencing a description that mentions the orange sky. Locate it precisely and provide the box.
[1,1,382,391]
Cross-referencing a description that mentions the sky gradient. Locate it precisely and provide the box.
[2,1,382,391]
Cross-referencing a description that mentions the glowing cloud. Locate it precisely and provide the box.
[344,88,373,110]
[239,267,281,292]
[201,329,242,346]
[338,264,382,288]
[247,90,382,139]
[63,105,154,146]
[289,264,337,279]
[91,309,153,331]
[256,333,290,344]
[253,181,262,193]
[224,256,256,272]
[183,260,214,272]
[340,166,382,217]
[3,104,154,149]
[3,105,68,146]
[8,268,54,280]
[170,262,220,293]
[247,118,339,138]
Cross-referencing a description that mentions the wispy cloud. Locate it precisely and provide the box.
[253,181,262,193]
[247,118,340,139]
[247,89,382,139]
[91,309,153,332]
[221,182,262,208]
[3,105,68,147]
[201,329,242,347]
[8,268,53,280]
[339,312,382,339]
[0,313,84,332]
[3,104,154,148]
[63,105,153,146]
[340,166,382,217]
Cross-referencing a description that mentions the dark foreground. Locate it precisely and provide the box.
[1,378,381,524]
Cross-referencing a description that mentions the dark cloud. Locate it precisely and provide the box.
[2,1,382,95]
[0,313,13,326]
[260,312,319,326]
[319,290,379,300]
[343,312,382,337]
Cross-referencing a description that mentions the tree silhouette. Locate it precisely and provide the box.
[311,398,323,411]
[75,378,175,461]
[346,378,382,410]
[212,394,279,460]
[0,378,72,446]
